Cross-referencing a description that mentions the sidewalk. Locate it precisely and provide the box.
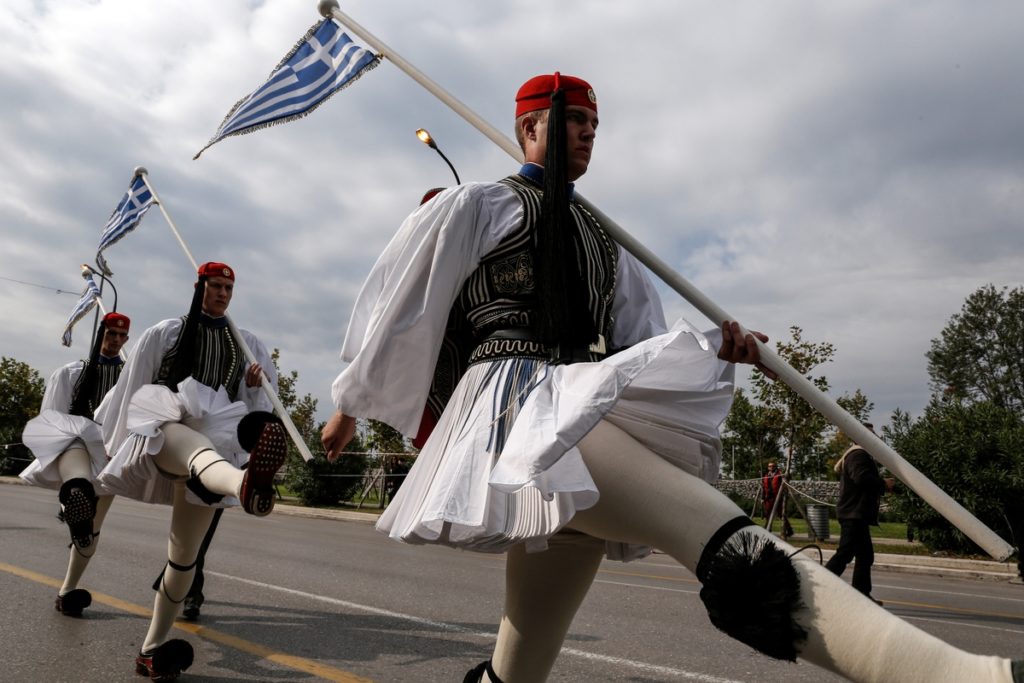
[4,476,1019,582]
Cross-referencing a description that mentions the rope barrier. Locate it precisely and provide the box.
[0,275,79,295]
[784,480,839,507]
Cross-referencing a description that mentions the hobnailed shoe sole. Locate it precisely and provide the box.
[62,487,96,549]
[240,422,287,516]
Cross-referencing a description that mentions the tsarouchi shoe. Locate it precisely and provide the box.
[181,594,203,621]
[239,421,287,516]
[463,660,504,683]
[58,478,98,549]
[54,589,92,617]
[135,639,193,681]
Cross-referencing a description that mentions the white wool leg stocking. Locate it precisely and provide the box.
[142,483,216,653]
[56,444,92,482]
[56,444,108,594]
[490,531,606,682]
[154,422,244,498]
[59,495,114,594]
[564,420,1013,683]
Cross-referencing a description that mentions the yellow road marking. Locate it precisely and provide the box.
[0,561,374,683]
[884,598,1024,622]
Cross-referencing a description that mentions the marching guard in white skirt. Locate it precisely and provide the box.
[323,73,1022,682]
[21,311,131,617]
[96,262,288,681]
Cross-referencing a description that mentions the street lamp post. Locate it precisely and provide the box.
[416,128,460,184]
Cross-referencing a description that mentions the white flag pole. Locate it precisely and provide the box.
[134,167,316,463]
[317,1,1013,560]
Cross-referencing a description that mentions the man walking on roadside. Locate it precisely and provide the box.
[825,422,894,605]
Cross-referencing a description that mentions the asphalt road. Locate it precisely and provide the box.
[2,483,1021,682]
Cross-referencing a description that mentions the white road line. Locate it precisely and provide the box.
[904,615,1024,636]
[208,571,745,683]
[876,583,1024,604]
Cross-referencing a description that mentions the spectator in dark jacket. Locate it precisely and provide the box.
[825,423,894,604]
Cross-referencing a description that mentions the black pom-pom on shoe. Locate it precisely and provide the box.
[236,411,282,453]
[135,639,193,681]
[697,522,808,661]
[54,588,92,617]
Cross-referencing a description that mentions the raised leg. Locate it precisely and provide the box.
[565,420,1014,683]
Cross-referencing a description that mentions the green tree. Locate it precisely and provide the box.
[926,284,1024,414]
[886,285,1024,557]
[721,328,875,482]
[364,419,408,455]
[0,357,45,475]
[720,389,783,479]
[269,349,368,506]
[358,418,415,507]
[820,389,875,479]
[887,398,1024,555]
[751,326,835,479]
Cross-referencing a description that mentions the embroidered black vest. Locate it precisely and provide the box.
[156,315,243,401]
[69,360,123,419]
[424,174,618,419]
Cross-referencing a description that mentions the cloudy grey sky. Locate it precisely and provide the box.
[2,0,1021,438]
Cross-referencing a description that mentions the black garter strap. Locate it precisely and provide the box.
[167,558,198,572]
[463,659,504,683]
[152,559,198,592]
[696,515,755,582]
[186,456,228,505]
[158,559,199,604]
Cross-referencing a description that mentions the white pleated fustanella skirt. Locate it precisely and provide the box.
[97,378,248,506]
[376,319,736,561]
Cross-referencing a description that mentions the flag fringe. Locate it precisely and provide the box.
[194,19,381,160]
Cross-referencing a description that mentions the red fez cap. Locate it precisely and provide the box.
[197,262,235,281]
[103,312,130,331]
[515,73,596,118]
[420,188,445,206]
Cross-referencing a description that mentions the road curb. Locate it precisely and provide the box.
[273,502,380,525]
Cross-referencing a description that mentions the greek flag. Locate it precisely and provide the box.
[61,273,103,347]
[194,18,379,159]
[96,175,154,275]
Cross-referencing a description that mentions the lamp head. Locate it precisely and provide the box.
[416,128,437,149]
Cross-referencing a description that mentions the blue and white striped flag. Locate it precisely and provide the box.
[194,18,379,159]
[96,174,154,275]
[61,273,103,347]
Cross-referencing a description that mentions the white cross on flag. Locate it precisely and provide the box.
[194,18,380,159]
[96,174,154,275]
